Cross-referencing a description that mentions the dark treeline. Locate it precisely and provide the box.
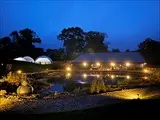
[0,28,44,63]
[0,27,160,65]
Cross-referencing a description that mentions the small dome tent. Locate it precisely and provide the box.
[23,56,34,63]
[35,56,53,65]
[14,57,26,62]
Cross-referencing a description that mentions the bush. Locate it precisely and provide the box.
[2,72,27,86]
[73,87,81,93]
[89,77,106,94]
[0,90,7,96]
[148,68,160,84]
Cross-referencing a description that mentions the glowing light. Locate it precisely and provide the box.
[66,73,71,79]
[125,62,131,67]
[110,62,116,66]
[17,70,22,74]
[66,67,71,71]
[67,73,71,76]
[126,75,131,79]
[96,62,101,66]
[143,69,149,73]
[96,74,100,78]
[144,76,148,79]
[144,63,147,65]
[111,75,115,79]
[82,62,88,67]
[83,73,87,79]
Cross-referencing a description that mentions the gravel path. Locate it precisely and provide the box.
[8,94,121,114]
[6,87,159,114]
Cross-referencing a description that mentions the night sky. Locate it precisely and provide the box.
[0,0,159,51]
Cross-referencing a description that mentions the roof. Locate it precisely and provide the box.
[14,57,26,62]
[35,55,53,64]
[23,56,34,63]
[72,52,145,63]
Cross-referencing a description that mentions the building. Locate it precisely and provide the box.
[72,52,146,70]
[35,55,53,65]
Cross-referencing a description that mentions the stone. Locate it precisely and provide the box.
[17,85,34,95]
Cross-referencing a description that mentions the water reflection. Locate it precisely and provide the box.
[47,73,148,92]
[48,83,64,92]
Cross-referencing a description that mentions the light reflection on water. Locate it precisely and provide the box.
[47,74,146,93]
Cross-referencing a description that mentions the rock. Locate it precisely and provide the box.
[17,85,34,95]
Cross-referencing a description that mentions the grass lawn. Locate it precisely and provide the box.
[1,99,160,119]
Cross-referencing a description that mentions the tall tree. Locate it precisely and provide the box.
[0,37,12,61]
[57,27,85,59]
[138,38,160,65]
[84,31,108,52]
[10,28,42,58]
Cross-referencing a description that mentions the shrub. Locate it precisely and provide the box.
[0,90,7,96]
[89,77,106,94]
[2,72,27,86]
[73,87,81,93]
[148,68,160,84]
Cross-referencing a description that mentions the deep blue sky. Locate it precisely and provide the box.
[0,0,160,51]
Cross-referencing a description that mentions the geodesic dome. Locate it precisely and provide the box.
[23,56,34,63]
[35,56,53,65]
[14,57,26,62]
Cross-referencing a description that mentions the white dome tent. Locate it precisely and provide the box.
[23,56,34,63]
[35,56,53,65]
[14,57,26,62]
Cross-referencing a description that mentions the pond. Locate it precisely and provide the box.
[45,73,147,93]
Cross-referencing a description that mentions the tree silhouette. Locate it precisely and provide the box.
[0,28,43,62]
[45,48,66,60]
[84,31,108,53]
[57,27,85,59]
[138,38,160,65]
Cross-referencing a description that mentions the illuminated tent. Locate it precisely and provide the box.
[23,56,34,63]
[14,57,26,62]
[35,56,53,65]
